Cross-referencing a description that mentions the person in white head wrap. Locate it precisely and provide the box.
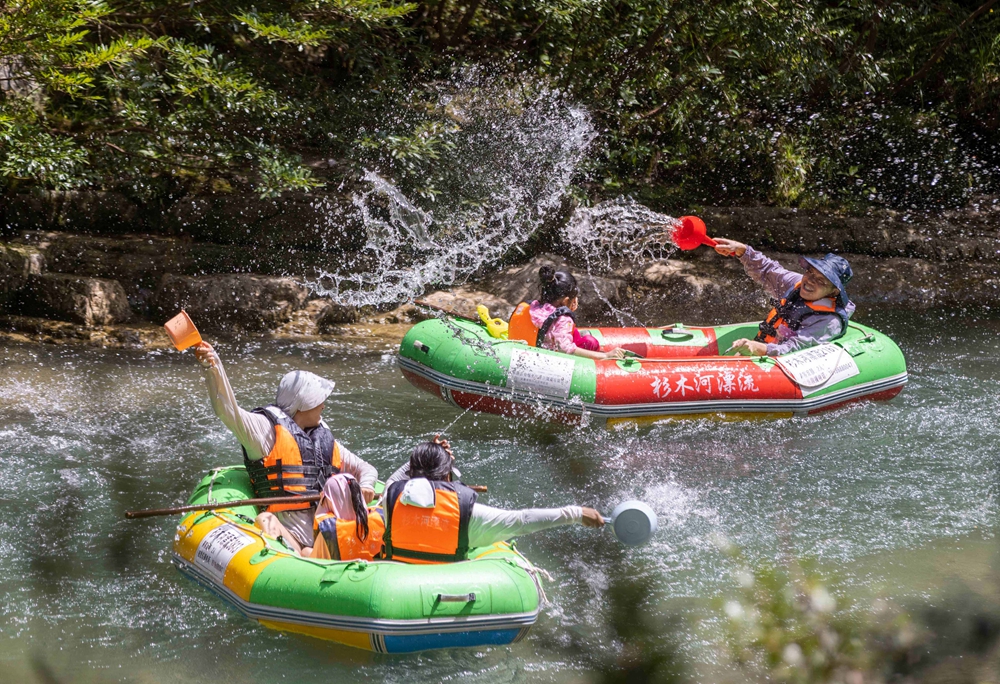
[274,370,335,417]
[193,342,378,554]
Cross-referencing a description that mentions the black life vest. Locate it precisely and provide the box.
[536,306,575,348]
[242,405,342,511]
[383,479,478,564]
[755,283,849,344]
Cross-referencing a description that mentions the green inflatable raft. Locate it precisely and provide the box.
[397,317,907,425]
[172,467,544,653]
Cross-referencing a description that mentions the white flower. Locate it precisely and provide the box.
[782,643,804,667]
[724,601,745,620]
[810,587,836,613]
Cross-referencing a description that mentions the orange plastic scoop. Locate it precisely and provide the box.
[164,310,202,351]
[671,216,718,250]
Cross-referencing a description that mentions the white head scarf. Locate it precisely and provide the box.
[274,370,335,416]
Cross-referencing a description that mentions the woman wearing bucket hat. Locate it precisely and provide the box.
[711,239,855,356]
[193,342,378,555]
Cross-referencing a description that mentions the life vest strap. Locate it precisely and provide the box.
[387,547,464,563]
[536,306,575,348]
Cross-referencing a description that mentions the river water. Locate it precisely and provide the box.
[1,307,997,683]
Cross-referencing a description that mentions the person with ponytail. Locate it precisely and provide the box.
[382,439,605,564]
[507,265,625,359]
[309,473,385,561]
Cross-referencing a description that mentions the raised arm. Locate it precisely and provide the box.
[194,342,274,460]
[738,246,802,300]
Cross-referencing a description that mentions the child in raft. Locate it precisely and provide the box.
[712,238,855,356]
[380,438,605,563]
[308,473,384,561]
[513,265,625,360]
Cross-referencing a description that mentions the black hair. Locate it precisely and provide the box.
[409,441,452,481]
[345,477,370,542]
[538,265,579,304]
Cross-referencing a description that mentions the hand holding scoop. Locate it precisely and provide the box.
[671,216,717,251]
[164,310,202,351]
[603,500,658,546]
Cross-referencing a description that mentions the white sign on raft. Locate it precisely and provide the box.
[194,523,255,583]
[775,343,860,396]
[507,348,576,400]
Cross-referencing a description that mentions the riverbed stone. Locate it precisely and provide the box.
[0,242,44,309]
[21,274,133,326]
[417,288,514,322]
[315,301,360,331]
[154,274,310,332]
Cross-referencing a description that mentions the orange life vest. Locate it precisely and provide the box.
[755,282,848,344]
[507,302,538,345]
[383,479,478,564]
[508,301,576,349]
[243,406,342,512]
[314,509,385,561]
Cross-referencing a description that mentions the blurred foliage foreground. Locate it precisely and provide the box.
[1,0,1000,212]
[580,545,1000,684]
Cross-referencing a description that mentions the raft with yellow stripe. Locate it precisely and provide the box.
[172,467,544,653]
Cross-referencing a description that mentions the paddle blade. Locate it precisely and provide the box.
[164,310,202,351]
[610,500,658,546]
[671,216,712,251]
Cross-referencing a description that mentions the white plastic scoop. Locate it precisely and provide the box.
[603,500,658,546]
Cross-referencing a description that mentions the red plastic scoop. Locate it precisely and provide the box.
[671,216,717,250]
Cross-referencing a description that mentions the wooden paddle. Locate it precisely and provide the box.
[125,485,489,519]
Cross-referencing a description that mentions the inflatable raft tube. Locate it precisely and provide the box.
[172,467,543,653]
[397,317,907,425]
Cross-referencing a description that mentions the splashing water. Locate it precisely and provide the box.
[563,197,680,271]
[308,74,596,307]
[560,198,682,325]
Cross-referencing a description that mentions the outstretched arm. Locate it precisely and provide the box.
[738,246,802,300]
[467,503,604,548]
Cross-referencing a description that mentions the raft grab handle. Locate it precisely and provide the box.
[436,592,477,603]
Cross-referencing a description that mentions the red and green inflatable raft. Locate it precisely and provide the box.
[397,317,907,425]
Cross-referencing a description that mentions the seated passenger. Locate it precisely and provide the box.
[712,239,855,357]
[508,265,624,360]
[309,473,385,561]
[382,440,605,564]
[193,342,377,556]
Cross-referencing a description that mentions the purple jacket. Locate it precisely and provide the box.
[739,246,855,356]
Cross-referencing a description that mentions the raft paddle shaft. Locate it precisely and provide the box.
[126,485,488,519]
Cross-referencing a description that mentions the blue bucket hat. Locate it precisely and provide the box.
[799,253,853,306]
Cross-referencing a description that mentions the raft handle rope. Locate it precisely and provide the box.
[205,467,227,505]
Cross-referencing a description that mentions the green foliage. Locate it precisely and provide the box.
[0,0,414,196]
[1,0,998,206]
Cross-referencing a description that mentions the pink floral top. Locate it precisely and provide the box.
[528,301,600,354]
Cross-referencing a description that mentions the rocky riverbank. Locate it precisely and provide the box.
[2,194,998,349]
